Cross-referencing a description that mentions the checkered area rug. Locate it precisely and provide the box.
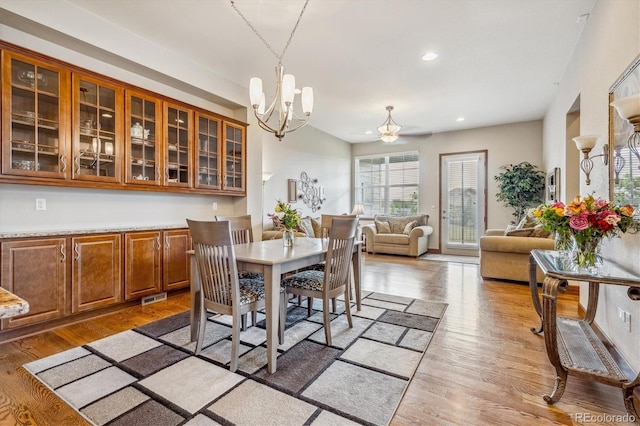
[23,292,447,426]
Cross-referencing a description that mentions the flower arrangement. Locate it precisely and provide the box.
[268,200,301,230]
[533,195,637,268]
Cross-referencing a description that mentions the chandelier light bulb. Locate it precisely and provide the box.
[257,93,266,115]
[301,87,313,114]
[282,74,296,105]
[249,77,263,107]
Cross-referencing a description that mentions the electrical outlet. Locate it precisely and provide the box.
[35,198,46,211]
[212,202,218,211]
[618,308,632,332]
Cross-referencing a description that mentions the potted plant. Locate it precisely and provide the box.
[495,162,546,224]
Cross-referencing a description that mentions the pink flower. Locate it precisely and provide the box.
[570,214,589,231]
[600,211,621,225]
[594,198,609,209]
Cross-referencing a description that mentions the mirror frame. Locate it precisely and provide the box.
[609,53,640,206]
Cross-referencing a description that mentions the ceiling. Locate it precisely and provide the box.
[15,0,597,143]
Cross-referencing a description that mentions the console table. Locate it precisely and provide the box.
[529,250,640,422]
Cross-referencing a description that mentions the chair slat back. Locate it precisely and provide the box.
[323,217,358,292]
[187,219,238,308]
[215,215,253,244]
[320,214,356,238]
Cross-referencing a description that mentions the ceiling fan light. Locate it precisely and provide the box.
[380,134,398,143]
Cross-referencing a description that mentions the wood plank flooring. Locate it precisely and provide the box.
[0,254,633,425]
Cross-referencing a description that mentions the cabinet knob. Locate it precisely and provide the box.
[60,155,67,173]
[74,156,81,174]
[73,243,80,261]
[165,236,170,249]
[155,236,161,251]
[60,244,66,262]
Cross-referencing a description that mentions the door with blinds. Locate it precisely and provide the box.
[440,151,487,255]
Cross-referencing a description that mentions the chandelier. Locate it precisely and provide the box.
[378,106,401,143]
[231,0,313,141]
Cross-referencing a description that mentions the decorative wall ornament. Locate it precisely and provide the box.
[298,171,325,212]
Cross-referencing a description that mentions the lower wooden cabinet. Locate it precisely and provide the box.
[163,229,191,291]
[125,231,162,300]
[72,234,122,313]
[1,238,66,329]
[0,227,189,335]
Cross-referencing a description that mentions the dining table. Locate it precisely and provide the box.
[189,237,362,373]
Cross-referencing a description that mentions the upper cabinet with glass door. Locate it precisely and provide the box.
[1,52,70,179]
[125,90,161,186]
[195,112,221,190]
[222,122,245,193]
[164,103,192,187]
[72,74,123,182]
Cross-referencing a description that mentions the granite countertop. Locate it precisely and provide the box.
[0,287,29,319]
[0,224,188,239]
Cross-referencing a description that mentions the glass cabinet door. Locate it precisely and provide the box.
[195,113,221,190]
[2,52,70,178]
[223,122,245,193]
[164,103,192,187]
[125,90,161,185]
[72,74,123,182]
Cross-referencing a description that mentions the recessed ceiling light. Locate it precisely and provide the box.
[365,130,373,135]
[456,117,465,122]
[422,51,439,61]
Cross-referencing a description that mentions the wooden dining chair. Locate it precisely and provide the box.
[215,214,264,330]
[187,219,286,372]
[281,217,358,346]
[300,214,357,310]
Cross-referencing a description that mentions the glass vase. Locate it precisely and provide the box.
[571,235,603,272]
[554,230,573,258]
[283,229,294,247]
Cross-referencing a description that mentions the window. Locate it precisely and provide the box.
[355,152,419,216]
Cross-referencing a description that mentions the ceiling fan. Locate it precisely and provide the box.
[360,105,433,144]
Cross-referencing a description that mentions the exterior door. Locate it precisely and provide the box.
[440,151,487,255]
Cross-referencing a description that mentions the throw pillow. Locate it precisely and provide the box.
[311,217,322,238]
[298,217,315,237]
[375,220,391,234]
[403,220,417,235]
[503,224,517,236]
[529,224,552,238]
[515,209,538,230]
[505,228,534,237]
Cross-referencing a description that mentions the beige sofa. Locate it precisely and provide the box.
[479,229,554,283]
[361,214,433,257]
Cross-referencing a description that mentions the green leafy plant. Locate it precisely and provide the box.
[495,162,545,224]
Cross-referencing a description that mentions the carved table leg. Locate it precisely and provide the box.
[529,254,544,334]
[542,275,569,404]
[623,377,640,423]
[583,281,600,324]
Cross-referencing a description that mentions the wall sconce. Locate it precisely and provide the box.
[573,135,609,185]
[610,94,640,164]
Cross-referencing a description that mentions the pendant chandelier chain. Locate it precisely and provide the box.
[230,0,309,64]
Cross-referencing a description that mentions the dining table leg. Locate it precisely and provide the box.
[189,253,201,343]
[264,264,282,373]
[352,247,362,311]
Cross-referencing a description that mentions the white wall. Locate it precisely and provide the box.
[352,120,543,250]
[262,125,352,231]
[543,0,640,370]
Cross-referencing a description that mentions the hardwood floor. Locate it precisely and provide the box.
[0,254,632,425]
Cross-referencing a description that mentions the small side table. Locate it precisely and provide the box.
[529,250,640,422]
